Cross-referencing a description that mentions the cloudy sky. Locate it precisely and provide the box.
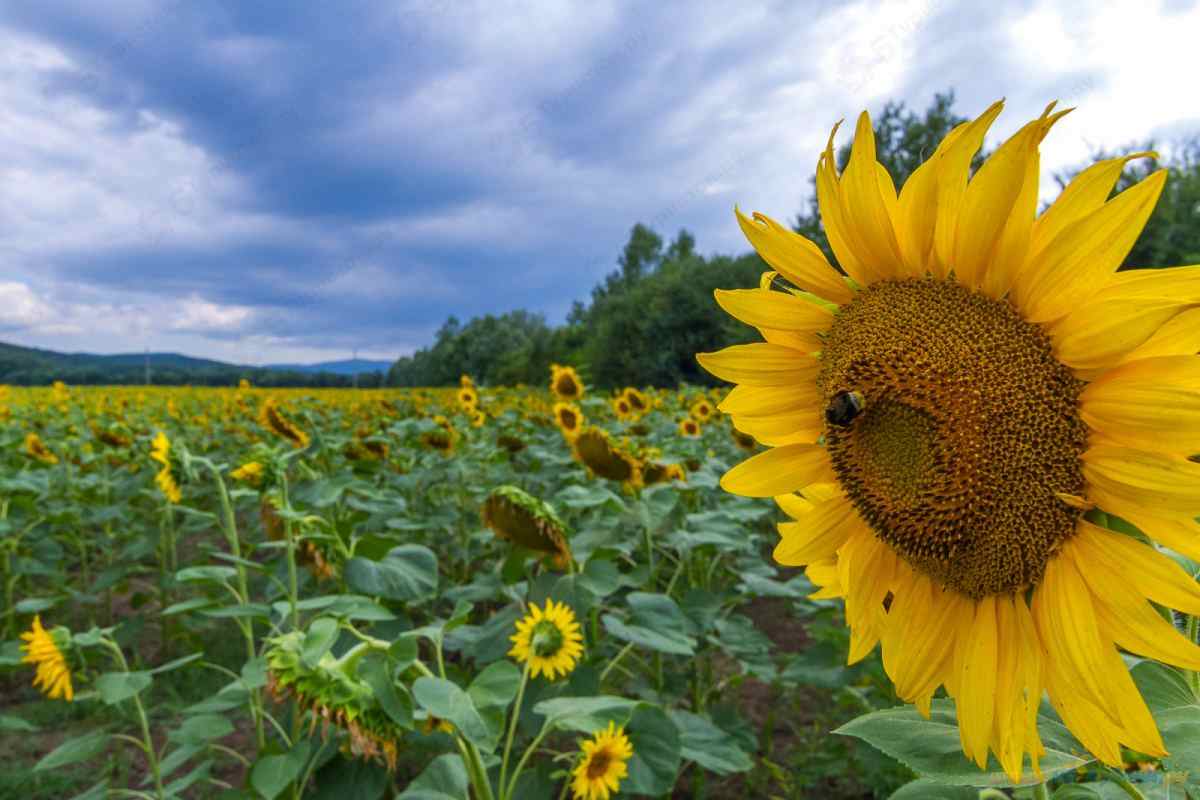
[1,0,1196,364]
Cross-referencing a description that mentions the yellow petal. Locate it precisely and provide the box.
[1099,502,1200,563]
[734,209,855,305]
[720,443,835,497]
[816,122,873,286]
[956,596,999,768]
[696,343,817,386]
[714,288,835,332]
[1016,169,1168,323]
[1048,295,1185,374]
[731,409,823,446]
[1075,519,1200,616]
[720,384,821,417]
[1031,151,1157,259]
[840,111,904,277]
[1080,356,1200,451]
[1083,444,1200,519]
[932,100,1006,276]
[1119,306,1200,363]
[773,492,859,566]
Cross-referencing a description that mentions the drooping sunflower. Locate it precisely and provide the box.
[509,599,584,680]
[231,461,264,485]
[260,397,310,449]
[570,721,633,800]
[20,615,73,701]
[698,100,1200,782]
[551,364,585,401]
[572,426,642,490]
[554,401,585,440]
[482,485,573,569]
[22,432,58,465]
[149,431,182,504]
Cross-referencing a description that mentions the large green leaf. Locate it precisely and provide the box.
[889,780,980,799]
[358,652,413,731]
[835,699,1092,787]
[468,661,522,709]
[343,545,438,603]
[1132,660,1200,774]
[602,592,696,656]
[397,753,469,800]
[623,704,681,796]
[668,709,753,775]
[532,695,639,733]
[250,741,310,800]
[301,617,340,668]
[412,676,494,750]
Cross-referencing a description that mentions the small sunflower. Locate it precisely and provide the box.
[551,364,585,401]
[230,461,263,483]
[150,431,182,504]
[730,424,758,452]
[643,461,686,486]
[554,402,585,440]
[572,426,642,489]
[622,387,649,415]
[260,397,310,449]
[699,99,1199,781]
[678,418,700,438]
[23,432,58,465]
[458,385,479,411]
[460,373,475,389]
[570,721,633,800]
[509,599,584,680]
[611,396,635,421]
[20,615,73,701]
[689,398,715,422]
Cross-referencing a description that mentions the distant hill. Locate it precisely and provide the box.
[0,341,389,387]
[263,359,391,376]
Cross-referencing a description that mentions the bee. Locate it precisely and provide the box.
[825,390,865,428]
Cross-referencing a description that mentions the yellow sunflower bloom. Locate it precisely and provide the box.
[550,364,585,401]
[678,418,700,438]
[20,615,73,701]
[554,402,585,440]
[509,599,584,680]
[260,397,310,449]
[570,721,633,800]
[698,99,1198,783]
[689,398,715,422]
[230,461,264,484]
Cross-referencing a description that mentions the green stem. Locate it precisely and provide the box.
[1186,613,1200,697]
[1101,767,1147,800]
[977,791,1009,800]
[498,661,531,795]
[106,639,165,800]
[503,723,551,800]
[458,737,496,800]
[279,475,300,632]
[599,643,634,685]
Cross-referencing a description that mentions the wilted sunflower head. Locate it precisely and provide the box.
[259,398,310,449]
[550,364,585,401]
[22,432,58,465]
[643,461,686,486]
[20,615,73,701]
[265,631,401,770]
[509,599,584,680]
[698,99,1200,782]
[572,426,642,489]
[554,402,584,439]
[482,485,572,569]
[496,433,527,453]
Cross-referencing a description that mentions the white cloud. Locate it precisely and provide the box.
[0,281,54,330]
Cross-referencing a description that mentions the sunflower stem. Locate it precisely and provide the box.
[1186,614,1200,697]
[503,722,551,800]
[498,660,531,796]
[1101,766,1148,800]
[1030,782,1051,800]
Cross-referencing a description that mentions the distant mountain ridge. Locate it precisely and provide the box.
[0,341,391,387]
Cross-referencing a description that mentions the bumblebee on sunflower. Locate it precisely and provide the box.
[699,99,1200,781]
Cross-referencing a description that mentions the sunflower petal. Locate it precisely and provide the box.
[697,343,817,386]
[1082,444,1200,518]
[1049,296,1186,374]
[720,442,835,497]
[841,111,904,276]
[719,383,821,416]
[1017,169,1168,323]
[1075,519,1200,615]
[714,288,835,332]
[1080,356,1200,451]
[932,100,1006,277]
[773,492,859,566]
[735,209,855,304]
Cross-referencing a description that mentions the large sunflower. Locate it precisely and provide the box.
[698,100,1200,782]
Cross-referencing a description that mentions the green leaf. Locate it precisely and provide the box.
[359,652,413,731]
[603,591,696,655]
[34,730,109,771]
[1050,786,1105,800]
[251,741,310,800]
[668,709,753,775]
[172,713,235,745]
[148,651,203,675]
[1132,660,1196,712]
[468,660,522,709]
[623,704,682,796]
[66,779,109,800]
[301,617,340,668]
[95,671,153,705]
[835,699,1092,787]
[1157,705,1200,774]
[344,545,438,603]
[889,779,981,799]
[397,753,469,800]
[412,676,494,750]
[175,565,237,583]
[532,695,639,733]
[310,754,391,800]
[0,714,37,732]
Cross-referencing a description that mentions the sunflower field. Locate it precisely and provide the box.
[5,98,1200,800]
